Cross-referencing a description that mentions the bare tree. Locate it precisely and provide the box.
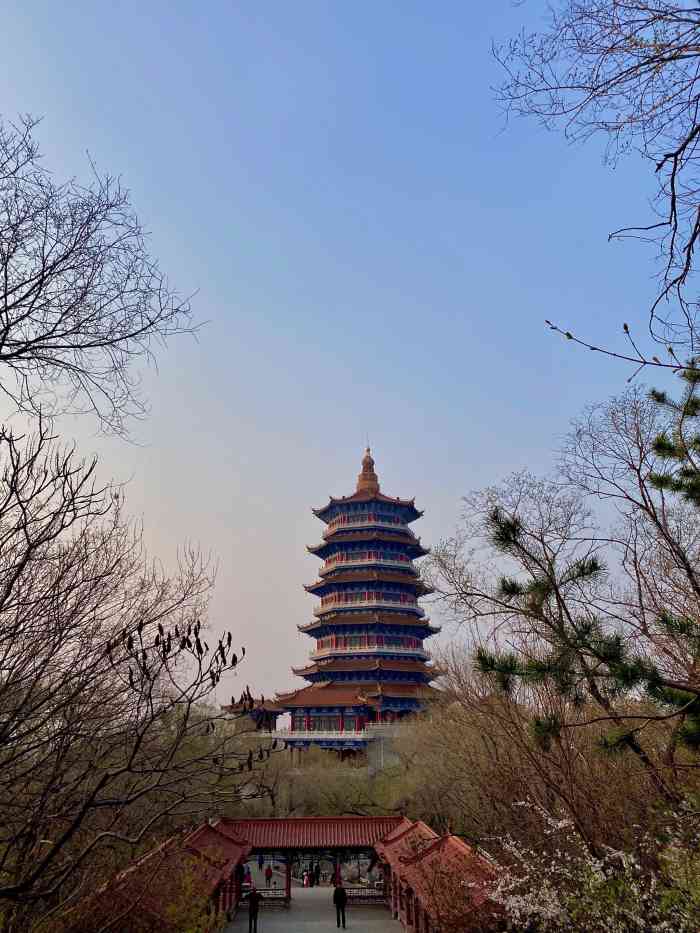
[427,388,700,805]
[496,2,700,368]
[0,115,192,434]
[0,422,270,933]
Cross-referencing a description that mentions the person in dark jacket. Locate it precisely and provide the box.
[247,885,261,933]
[314,862,321,886]
[333,881,347,929]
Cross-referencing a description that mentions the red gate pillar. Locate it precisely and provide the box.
[285,860,292,903]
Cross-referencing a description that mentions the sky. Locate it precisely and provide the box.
[0,2,665,701]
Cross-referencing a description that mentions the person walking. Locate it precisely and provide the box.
[257,853,264,872]
[333,881,347,929]
[314,862,321,886]
[247,885,261,933]
[265,864,273,888]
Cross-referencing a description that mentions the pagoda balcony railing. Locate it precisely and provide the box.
[324,518,414,536]
[314,598,421,615]
[272,724,399,742]
[271,728,370,742]
[320,557,415,574]
[309,645,430,661]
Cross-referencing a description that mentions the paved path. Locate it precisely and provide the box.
[224,866,397,933]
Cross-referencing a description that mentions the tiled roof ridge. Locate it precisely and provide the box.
[222,815,402,824]
[379,820,437,848]
[183,824,242,869]
[296,658,433,673]
[113,830,185,881]
[313,491,419,513]
[209,819,252,846]
[398,833,451,865]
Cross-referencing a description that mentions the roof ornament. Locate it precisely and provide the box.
[356,446,380,495]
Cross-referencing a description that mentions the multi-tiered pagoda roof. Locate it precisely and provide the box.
[275,449,438,752]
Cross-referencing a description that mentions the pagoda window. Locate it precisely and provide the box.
[344,715,356,731]
[318,715,340,731]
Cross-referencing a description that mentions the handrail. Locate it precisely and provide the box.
[320,557,414,573]
[315,598,420,615]
[309,646,430,661]
[271,729,370,742]
[323,520,415,538]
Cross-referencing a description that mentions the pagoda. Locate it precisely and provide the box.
[275,449,439,753]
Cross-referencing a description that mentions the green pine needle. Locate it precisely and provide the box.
[531,715,562,752]
[498,576,524,598]
[487,507,523,551]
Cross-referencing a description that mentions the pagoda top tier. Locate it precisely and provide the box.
[312,448,423,523]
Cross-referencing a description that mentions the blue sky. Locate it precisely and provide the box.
[1,2,663,696]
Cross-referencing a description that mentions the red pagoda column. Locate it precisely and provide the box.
[285,861,292,902]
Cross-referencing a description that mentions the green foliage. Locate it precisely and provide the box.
[498,575,524,598]
[561,556,605,585]
[487,506,522,551]
[522,657,559,683]
[598,728,635,754]
[474,646,521,695]
[649,358,700,506]
[591,633,624,666]
[658,611,698,642]
[530,714,562,752]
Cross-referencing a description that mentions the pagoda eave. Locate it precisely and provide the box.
[304,570,423,593]
[359,683,441,702]
[295,659,435,672]
[314,604,425,620]
[312,492,422,524]
[275,683,372,709]
[297,614,441,634]
[307,533,430,558]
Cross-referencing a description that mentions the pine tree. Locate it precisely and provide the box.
[474,500,700,770]
[649,357,700,506]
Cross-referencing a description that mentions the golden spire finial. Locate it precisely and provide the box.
[356,446,380,495]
